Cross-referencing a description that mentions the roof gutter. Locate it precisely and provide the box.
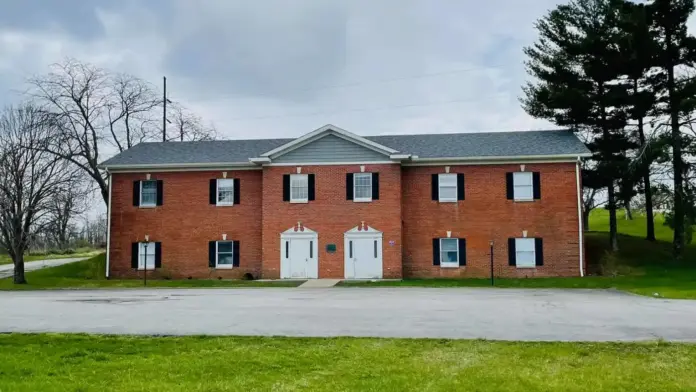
[100,161,258,171]
[410,153,592,163]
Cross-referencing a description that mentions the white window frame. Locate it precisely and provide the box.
[139,180,157,207]
[438,174,458,203]
[513,172,534,201]
[515,238,536,269]
[353,173,373,202]
[290,174,309,203]
[138,242,155,270]
[439,238,459,268]
[216,241,234,269]
[216,179,235,206]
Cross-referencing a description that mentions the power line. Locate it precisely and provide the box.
[224,92,512,122]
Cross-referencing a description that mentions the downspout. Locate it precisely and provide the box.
[575,158,584,277]
[105,169,113,279]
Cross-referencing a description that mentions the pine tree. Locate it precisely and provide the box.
[648,0,696,259]
[522,0,633,251]
[617,0,660,240]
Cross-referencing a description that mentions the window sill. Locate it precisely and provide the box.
[353,199,372,203]
[513,199,535,203]
[138,205,157,209]
[515,265,537,269]
[438,199,458,203]
[215,265,234,269]
[136,267,156,271]
[290,200,309,204]
[440,264,461,269]
[215,203,235,207]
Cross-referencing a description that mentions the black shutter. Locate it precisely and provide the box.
[209,179,217,205]
[458,238,467,266]
[506,173,514,200]
[533,172,541,200]
[233,241,240,267]
[208,241,216,268]
[156,180,164,206]
[372,173,379,200]
[282,175,290,201]
[431,174,439,200]
[432,238,440,266]
[133,181,141,207]
[535,238,544,266]
[508,238,516,266]
[308,174,316,201]
[457,173,465,200]
[233,178,241,204]
[154,242,162,268]
[131,242,138,268]
[346,173,354,200]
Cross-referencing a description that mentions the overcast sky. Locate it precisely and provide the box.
[0,0,587,141]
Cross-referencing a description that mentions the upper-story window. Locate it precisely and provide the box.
[290,174,308,203]
[508,172,540,201]
[513,172,533,201]
[438,174,458,202]
[134,180,162,207]
[140,180,157,207]
[353,173,372,202]
[432,173,464,202]
[217,179,235,205]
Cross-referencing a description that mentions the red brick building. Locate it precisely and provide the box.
[101,124,591,280]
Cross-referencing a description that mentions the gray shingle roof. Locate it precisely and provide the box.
[100,130,589,167]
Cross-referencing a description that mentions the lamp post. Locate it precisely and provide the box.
[489,240,494,287]
[143,235,150,287]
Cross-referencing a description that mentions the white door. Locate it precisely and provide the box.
[281,231,319,279]
[345,235,383,279]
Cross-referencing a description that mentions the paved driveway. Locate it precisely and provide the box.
[0,257,89,279]
[1,288,695,342]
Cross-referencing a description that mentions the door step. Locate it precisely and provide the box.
[299,279,341,288]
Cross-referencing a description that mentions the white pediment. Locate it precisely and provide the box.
[345,223,381,234]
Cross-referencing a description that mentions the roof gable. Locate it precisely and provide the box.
[260,124,398,159]
[272,133,393,164]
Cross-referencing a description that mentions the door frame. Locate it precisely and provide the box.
[344,225,383,279]
[280,225,319,279]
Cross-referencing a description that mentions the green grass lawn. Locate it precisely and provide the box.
[0,248,103,265]
[0,254,302,289]
[0,334,694,392]
[342,210,696,299]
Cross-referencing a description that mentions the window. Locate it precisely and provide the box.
[216,241,234,268]
[140,180,157,207]
[290,174,308,203]
[217,179,234,205]
[515,238,536,268]
[438,174,457,202]
[354,173,372,202]
[138,242,155,270]
[513,172,533,201]
[374,240,378,258]
[440,238,459,268]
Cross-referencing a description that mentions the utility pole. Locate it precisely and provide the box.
[162,76,167,142]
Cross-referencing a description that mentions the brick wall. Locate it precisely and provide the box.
[401,163,582,278]
[109,170,263,279]
[108,162,583,280]
[261,164,403,279]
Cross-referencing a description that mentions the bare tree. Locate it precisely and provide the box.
[27,59,216,207]
[0,105,80,284]
[167,104,217,142]
[44,182,90,250]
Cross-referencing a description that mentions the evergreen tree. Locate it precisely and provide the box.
[522,0,633,251]
[617,1,660,239]
[648,0,696,259]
